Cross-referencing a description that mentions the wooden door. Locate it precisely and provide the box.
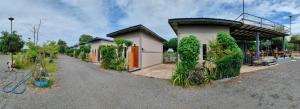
[132,46,139,68]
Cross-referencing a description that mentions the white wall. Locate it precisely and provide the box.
[90,40,114,62]
[114,32,142,68]
[177,25,230,62]
[141,32,163,68]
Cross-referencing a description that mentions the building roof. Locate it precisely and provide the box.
[87,37,113,43]
[107,24,166,42]
[169,18,288,40]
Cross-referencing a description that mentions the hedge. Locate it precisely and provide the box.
[215,32,243,79]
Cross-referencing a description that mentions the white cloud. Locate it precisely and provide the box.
[114,0,300,40]
[0,0,110,46]
[0,0,299,45]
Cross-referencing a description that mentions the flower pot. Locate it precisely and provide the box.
[34,80,49,87]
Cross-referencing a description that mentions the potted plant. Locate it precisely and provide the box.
[32,57,49,87]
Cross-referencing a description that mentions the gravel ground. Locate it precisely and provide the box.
[0,55,300,109]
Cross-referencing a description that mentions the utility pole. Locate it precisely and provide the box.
[289,16,292,35]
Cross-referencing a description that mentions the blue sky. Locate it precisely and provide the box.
[0,0,299,46]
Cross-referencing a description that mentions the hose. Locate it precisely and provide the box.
[1,72,31,94]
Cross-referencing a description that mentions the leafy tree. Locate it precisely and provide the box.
[79,34,93,44]
[168,38,177,52]
[57,39,67,54]
[41,41,60,59]
[163,41,169,51]
[271,37,288,50]
[0,31,25,64]
[290,35,300,50]
[291,35,300,42]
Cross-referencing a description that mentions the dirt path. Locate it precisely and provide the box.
[1,55,300,109]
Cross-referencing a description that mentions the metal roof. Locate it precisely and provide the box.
[169,18,288,41]
[107,24,166,42]
[87,37,113,43]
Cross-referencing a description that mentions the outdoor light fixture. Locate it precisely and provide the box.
[8,17,14,33]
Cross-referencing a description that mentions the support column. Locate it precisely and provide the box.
[256,32,260,59]
[282,36,285,51]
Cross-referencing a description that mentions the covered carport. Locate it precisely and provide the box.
[232,13,290,59]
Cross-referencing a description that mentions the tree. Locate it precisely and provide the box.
[163,41,169,51]
[291,35,300,42]
[57,39,67,54]
[42,41,59,59]
[290,35,300,51]
[0,31,25,65]
[168,38,177,52]
[79,34,93,44]
[271,37,288,50]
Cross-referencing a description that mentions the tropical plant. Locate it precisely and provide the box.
[172,35,200,86]
[100,45,117,69]
[208,32,243,79]
[79,34,93,44]
[0,31,25,65]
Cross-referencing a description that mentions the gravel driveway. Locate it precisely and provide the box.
[1,55,300,109]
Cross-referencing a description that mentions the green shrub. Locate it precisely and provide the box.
[178,35,200,71]
[100,45,116,69]
[172,35,200,86]
[172,63,190,86]
[208,32,243,79]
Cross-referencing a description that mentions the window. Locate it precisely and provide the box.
[203,44,207,60]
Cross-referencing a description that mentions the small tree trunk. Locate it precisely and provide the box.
[11,52,13,68]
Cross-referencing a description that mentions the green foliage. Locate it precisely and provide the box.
[57,39,67,53]
[209,32,243,79]
[114,38,133,60]
[79,34,93,44]
[80,45,91,53]
[291,35,300,42]
[168,38,177,52]
[178,35,200,71]
[41,41,60,59]
[163,51,176,57]
[163,51,177,63]
[163,41,169,51]
[271,37,288,50]
[75,49,81,58]
[172,63,190,86]
[0,31,25,53]
[65,48,75,57]
[100,45,117,69]
[0,31,25,64]
[287,43,295,52]
[207,40,231,62]
[79,45,91,61]
[187,64,216,85]
[172,35,200,86]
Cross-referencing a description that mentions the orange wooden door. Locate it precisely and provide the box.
[132,46,139,68]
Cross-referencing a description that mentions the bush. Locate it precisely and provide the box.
[178,35,200,71]
[100,45,116,69]
[208,32,243,79]
[172,63,190,86]
[172,35,200,86]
